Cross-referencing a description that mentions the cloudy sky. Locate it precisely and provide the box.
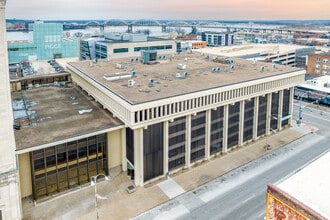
[5,0,330,20]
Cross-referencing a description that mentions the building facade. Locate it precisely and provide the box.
[306,53,330,75]
[0,0,22,219]
[67,53,305,187]
[202,32,234,46]
[7,21,78,63]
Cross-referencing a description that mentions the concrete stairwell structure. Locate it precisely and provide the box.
[0,0,22,219]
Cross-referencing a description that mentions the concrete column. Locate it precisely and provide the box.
[278,90,284,130]
[0,0,22,219]
[253,96,259,140]
[205,109,211,159]
[222,105,229,153]
[121,128,127,172]
[288,87,294,126]
[266,93,272,136]
[185,115,191,168]
[163,121,169,175]
[238,101,245,146]
[133,128,144,186]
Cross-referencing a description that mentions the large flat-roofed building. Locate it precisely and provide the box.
[67,52,305,187]
[80,33,176,61]
[195,44,315,67]
[266,152,330,219]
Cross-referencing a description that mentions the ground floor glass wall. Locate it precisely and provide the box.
[257,96,268,137]
[31,134,107,200]
[143,123,164,181]
[168,117,186,171]
[243,98,255,142]
[282,89,291,127]
[271,92,279,130]
[227,102,240,149]
[210,106,224,155]
[190,111,206,163]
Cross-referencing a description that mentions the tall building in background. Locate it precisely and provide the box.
[0,0,22,219]
[7,21,78,64]
[201,31,234,46]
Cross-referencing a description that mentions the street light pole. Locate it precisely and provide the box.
[297,91,310,127]
[91,174,109,220]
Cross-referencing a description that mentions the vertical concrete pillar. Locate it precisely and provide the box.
[253,96,259,140]
[0,0,22,219]
[266,93,272,135]
[163,121,169,175]
[238,101,245,146]
[278,90,284,130]
[121,128,127,172]
[185,115,191,168]
[222,105,229,153]
[133,128,144,186]
[205,109,211,159]
[288,87,294,126]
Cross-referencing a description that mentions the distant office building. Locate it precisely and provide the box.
[178,40,207,52]
[80,33,176,60]
[7,21,78,63]
[201,32,234,46]
[306,53,330,75]
[234,32,256,45]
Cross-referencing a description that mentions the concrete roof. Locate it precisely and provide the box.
[13,86,123,151]
[68,52,302,105]
[277,152,330,218]
[195,44,311,58]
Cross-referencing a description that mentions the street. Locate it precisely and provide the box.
[134,101,330,220]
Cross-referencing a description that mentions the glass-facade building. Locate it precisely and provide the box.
[7,22,78,63]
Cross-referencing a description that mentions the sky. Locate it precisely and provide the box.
[5,0,330,21]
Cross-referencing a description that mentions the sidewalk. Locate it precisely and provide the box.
[22,123,314,220]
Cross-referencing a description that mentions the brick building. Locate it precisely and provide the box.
[306,53,330,75]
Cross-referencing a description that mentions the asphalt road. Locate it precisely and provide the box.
[135,102,330,220]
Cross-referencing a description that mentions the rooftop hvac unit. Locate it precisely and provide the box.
[177,64,186,70]
[128,79,135,87]
[149,78,154,87]
[260,66,265,72]
[212,67,221,72]
[272,63,276,70]
[176,72,189,79]
[131,71,136,78]
[141,50,157,64]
